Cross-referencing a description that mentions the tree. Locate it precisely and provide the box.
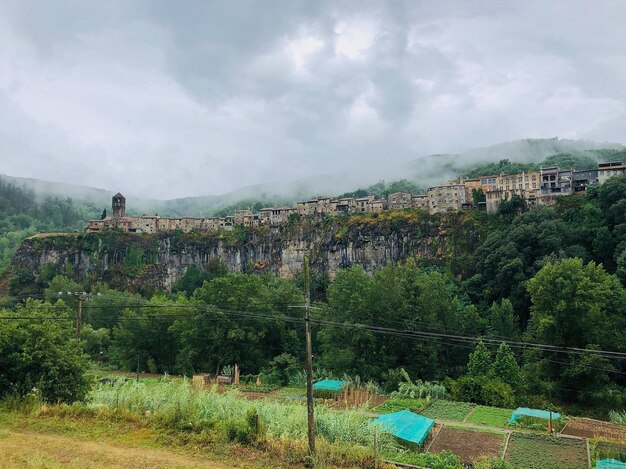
[472,188,486,208]
[525,258,625,401]
[262,353,301,386]
[487,300,520,341]
[526,258,621,348]
[0,300,91,402]
[100,208,107,220]
[44,275,83,306]
[467,341,492,378]
[492,343,523,396]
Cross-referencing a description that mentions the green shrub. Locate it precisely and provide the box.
[454,376,483,403]
[481,379,515,408]
[393,369,446,399]
[610,410,626,425]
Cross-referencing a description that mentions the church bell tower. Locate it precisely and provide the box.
[112,192,126,218]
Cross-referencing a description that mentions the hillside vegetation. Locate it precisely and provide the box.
[0,179,100,270]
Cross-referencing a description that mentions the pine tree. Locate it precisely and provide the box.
[492,342,523,394]
[100,208,107,220]
[467,341,492,378]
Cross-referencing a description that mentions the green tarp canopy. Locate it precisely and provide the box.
[371,410,435,445]
[312,379,347,392]
[508,407,561,423]
[597,459,626,468]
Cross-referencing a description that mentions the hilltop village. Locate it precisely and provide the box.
[86,161,625,234]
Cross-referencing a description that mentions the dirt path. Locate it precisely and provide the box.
[0,431,235,469]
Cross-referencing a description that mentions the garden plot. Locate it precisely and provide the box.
[561,417,626,440]
[421,400,473,421]
[465,405,514,428]
[428,426,505,465]
[372,398,429,414]
[505,432,588,469]
[595,441,626,463]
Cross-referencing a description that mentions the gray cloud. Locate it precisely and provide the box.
[1,0,625,199]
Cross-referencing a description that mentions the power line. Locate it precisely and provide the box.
[4,302,626,363]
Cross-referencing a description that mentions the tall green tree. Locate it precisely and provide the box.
[0,300,91,402]
[467,341,492,378]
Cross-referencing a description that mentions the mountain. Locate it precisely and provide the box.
[2,138,623,217]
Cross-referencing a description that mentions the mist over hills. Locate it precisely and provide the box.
[2,138,623,217]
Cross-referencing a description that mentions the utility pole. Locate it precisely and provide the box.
[303,253,316,460]
[76,293,84,340]
[57,291,100,340]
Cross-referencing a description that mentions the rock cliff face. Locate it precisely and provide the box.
[10,211,483,292]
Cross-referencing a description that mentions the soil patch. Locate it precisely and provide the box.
[429,426,504,464]
[561,417,626,440]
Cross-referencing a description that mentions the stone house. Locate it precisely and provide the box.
[355,196,375,212]
[411,195,428,210]
[335,197,357,214]
[426,184,466,213]
[259,207,295,225]
[387,192,412,209]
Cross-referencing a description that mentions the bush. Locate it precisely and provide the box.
[0,301,92,403]
[261,353,301,387]
[392,369,446,399]
[454,376,483,403]
[473,457,514,469]
[610,410,626,425]
[480,379,515,408]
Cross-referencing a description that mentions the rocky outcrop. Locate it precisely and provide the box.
[9,211,482,292]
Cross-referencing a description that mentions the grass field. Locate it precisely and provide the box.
[372,398,429,414]
[465,405,514,427]
[505,432,588,469]
[421,400,473,421]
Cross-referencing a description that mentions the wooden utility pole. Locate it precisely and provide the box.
[75,293,84,340]
[304,253,316,459]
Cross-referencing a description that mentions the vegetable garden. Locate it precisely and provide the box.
[428,426,506,465]
[72,375,626,469]
[421,400,473,421]
[505,433,588,469]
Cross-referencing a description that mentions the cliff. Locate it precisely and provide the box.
[7,210,488,293]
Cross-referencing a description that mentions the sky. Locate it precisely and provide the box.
[1,1,626,199]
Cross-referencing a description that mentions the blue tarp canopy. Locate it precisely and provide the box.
[371,410,435,445]
[508,407,561,423]
[597,459,626,468]
[312,379,347,392]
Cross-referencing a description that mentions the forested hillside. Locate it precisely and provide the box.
[0,180,100,270]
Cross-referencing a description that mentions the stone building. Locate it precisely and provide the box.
[387,192,412,209]
[411,195,428,210]
[259,207,295,225]
[426,184,466,213]
[335,197,357,214]
[112,192,126,218]
[355,196,375,212]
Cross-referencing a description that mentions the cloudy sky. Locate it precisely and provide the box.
[1,1,625,199]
